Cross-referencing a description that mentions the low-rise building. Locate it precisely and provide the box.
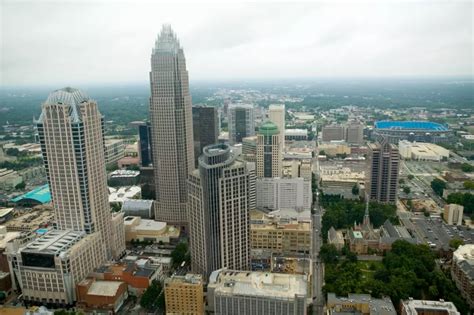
[399,141,449,161]
[76,278,128,314]
[250,210,311,255]
[327,293,396,315]
[327,227,345,251]
[121,199,153,219]
[124,216,179,243]
[285,129,308,141]
[104,139,125,165]
[164,274,204,315]
[4,209,53,233]
[117,156,140,169]
[108,170,140,187]
[444,204,464,226]
[207,268,308,315]
[451,245,474,308]
[8,230,106,306]
[0,168,22,191]
[318,143,351,157]
[400,298,460,315]
[319,166,365,199]
[108,186,141,204]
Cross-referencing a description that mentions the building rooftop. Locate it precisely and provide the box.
[209,269,307,300]
[124,216,167,232]
[327,293,396,315]
[166,273,203,285]
[22,230,85,255]
[375,121,448,131]
[0,207,14,218]
[109,186,141,203]
[259,120,279,136]
[401,299,460,315]
[109,170,140,178]
[87,280,124,297]
[122,199,153,211]
[11,184,51,204]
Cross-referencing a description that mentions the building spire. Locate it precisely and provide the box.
[363,194,370,227]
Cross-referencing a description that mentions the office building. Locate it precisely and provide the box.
[367,137,399,204]
[327,293,396,315]
[164,273,204,315]
[193,105,219,168]
[242,136,257,162]
[256,178,311,212]
[104,139,125,165]
[228,104,255,144]
[123,216,180,243]
[399,140,449,161]
[36,87,124,259]
[250,210,311,255]
[444,204,464,226]
[451,244,474,308]
[207,268,308,315]
[322,125,345,142]
[76,278,128,314]
[346,123,364,144]
[268,104,285,147]
[400,298,460,315]
[188,144,251,278]
[8,230,106,306]
[121,199,154,219]
[285,129,308,141]
[138,123,153,167]
[149,25,195,227]
[257,121,282,178]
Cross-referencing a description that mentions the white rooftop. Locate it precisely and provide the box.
[88,280,123,297]
[109,186,141,203]
[22,230,85,255]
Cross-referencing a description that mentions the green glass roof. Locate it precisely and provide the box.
[258,121,279,136]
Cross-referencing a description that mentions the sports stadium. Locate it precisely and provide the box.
[374,121,452,144]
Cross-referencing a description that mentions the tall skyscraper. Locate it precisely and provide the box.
[192,105,219,168]
[138,122,153,167]
[188,144,251,278]
[149,25,194,227]
[367,137,399,204]
[256,121,282,178]
[228,104,255,144]
[36,87,124,259]
[268,104,285,148]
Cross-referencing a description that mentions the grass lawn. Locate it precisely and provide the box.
[356,260,383,281]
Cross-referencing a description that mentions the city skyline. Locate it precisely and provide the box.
[2,1,473,86]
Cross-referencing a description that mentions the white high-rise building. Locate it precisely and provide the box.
[188,144,252,278]
[228,104,255,144]
[36,87,124,259]
[149,25,195,227]
[268,104,285,147]
[256,177,312,212]
[256,121,282,178]
[444,204,464,225]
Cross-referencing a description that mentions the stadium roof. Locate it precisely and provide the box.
[375,121,448,131]
[11,184,51,204]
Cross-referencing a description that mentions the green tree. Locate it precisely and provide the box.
[352,184,359,196]
[430,178,446,196]
[15,181,26,190]
[449,238,464,250]
[461,163,474,172]
[399,178,405,185]
[463,180,474,190]
[171,241,190,269]
[403,186,411,194]
[407,174,414,180]
[319,244,339,264]
[140,280,163,311]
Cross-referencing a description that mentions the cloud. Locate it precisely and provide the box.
[1,1,472,86]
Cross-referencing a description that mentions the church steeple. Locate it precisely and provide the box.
[363,195,370,227]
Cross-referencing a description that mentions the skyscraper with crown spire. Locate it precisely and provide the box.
[149,25,195,227]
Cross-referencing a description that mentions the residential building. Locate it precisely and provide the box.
[0,169,22,191]
[193,105,219,168]
[104,139,125,165]
[250,210,311,255]
[228,104,255,144]
[451,245,474,308]
[8,230,106,306]
[164,273,204,315]
[327,293,395,315]
[36,87,124,259]
[188,144,251,278]
[207,268,308,315]
[256,177,311,212]
[400,298,460,315]
[268,104,285,147]
[256,121,282,178]
[123,216,180,243]
[138,122,153,167]
[367,137,399,204]
[76,279,128,314]
[444,204,464,226]
[149,25,195,227]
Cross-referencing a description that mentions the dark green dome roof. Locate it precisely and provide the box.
[259,121,279,136]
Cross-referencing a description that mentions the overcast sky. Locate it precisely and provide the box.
[1,1,473,86]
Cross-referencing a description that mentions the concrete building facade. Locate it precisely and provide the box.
[149,25,195,227]
[164,273,204,315]
[256,177,311,212]
[451,245,474,308]
[268,104,285,148]
[367,137,399,204]
[188,144,251,278]
[36,87,124,259]
[444,204,464,226]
